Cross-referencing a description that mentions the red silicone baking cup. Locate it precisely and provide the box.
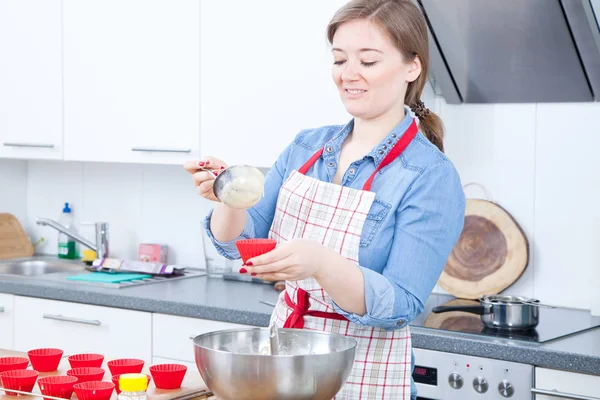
[67,367,105,383]
[0,369,39,396]
[73,381,115,400]
[106,359,144,375]
[38,375,78,400]
[235,238,277,264]
[0,357,29,373]
[27,348,64,372]
[68,353,104,369]
[149,364,187,389]
[111,373,151,394]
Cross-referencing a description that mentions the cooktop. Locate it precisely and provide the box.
[410,293,600,343]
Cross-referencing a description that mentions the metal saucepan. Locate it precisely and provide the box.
[432,295,555,330]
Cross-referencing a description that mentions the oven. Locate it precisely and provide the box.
[413,348,534,399]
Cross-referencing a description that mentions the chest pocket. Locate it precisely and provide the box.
[360,198,392,247]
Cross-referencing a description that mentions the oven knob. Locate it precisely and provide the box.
[498,379,514,397]
[448,373,463,389]
[473,376,488,393]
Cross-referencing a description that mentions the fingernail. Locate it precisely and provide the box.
[220,166,225,169]
[239,268,247,274]
[246,261,253,266]
[212,171,219,177]
[251,273,257,277]
[205,160,210,165]
[198,161,205,166]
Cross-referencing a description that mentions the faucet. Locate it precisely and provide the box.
[36,218,109,259]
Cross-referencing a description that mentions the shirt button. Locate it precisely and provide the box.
[378,150,384,155]
[349,168,355,174]
[326,146,333,153]
[382,145,387,150]
[328,162,335,167]
[391,134,397,138]
[387,139,392,144]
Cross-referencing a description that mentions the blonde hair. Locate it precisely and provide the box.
[327,0,445,152]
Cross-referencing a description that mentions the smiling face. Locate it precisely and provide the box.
[331,19,421,120]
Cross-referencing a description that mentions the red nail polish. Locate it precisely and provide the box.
[246,261,253,266]
[198,161,205,166]
[239,268,247,274]
[251,273,257,276]
[213,171,219,177]
[220,166,225,169]
[205,160,210,165]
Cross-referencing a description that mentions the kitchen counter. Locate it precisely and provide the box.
[1,268,600,377]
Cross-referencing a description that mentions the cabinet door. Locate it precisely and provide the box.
[0,294,14,350]
[199,0,351,168]
[14,296,152,361]
[0,0,63,160]
[152,313,252,363]
[534,367,600,399]
[63,0,200,165]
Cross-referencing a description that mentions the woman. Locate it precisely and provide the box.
[185,1,465,398]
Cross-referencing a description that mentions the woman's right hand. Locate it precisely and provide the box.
[183,156,228,202]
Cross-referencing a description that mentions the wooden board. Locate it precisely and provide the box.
[438,199,529,299]
[424,299,484,333]
[0,214,34,260]
[0,350,215,400]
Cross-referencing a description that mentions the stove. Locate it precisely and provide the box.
[410,293,600,343]
[409,293,600,399]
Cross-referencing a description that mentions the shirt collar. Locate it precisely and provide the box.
[322,106,416,167]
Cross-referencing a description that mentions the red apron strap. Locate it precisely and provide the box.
[362,120,418,191]
[298,148,324,175]
[283,289,347,329]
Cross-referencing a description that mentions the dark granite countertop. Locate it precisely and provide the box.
[0,262,599,376]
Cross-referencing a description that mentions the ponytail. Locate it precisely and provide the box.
[409,101,445,153]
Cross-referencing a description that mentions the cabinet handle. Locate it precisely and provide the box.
[531,388,600,400]
[3,142,55,149]
[131,147,191,153]
[42,314,101,326]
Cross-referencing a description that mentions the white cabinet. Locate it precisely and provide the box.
[534,367,600,399]
[63,0,200,165]
[0,0,63,160]
[152,313,251,363]
[0,294,14,350]
[14,296,152,361]
[199,0,351,168]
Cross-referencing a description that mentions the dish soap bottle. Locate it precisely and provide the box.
[118,373,148,400]
[58,202,78,259]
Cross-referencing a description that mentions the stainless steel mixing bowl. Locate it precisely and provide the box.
[193,328,357,400]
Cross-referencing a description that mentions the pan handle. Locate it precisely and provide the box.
[432,305,488,315]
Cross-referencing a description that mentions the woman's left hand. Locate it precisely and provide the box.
[243,239,332,281]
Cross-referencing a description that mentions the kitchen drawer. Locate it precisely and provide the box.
[152,314,252,362]
[14,296,151,361]
[534,367,600,399]
[0,294,14,350]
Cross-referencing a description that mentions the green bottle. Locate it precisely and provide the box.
[58,202,78,259]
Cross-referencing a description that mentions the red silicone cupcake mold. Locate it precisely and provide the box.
[38,375,78,400]
[149,364,187,389]
[106,359,144,375]
[0,369,39,396]
[235,238,277,264]
[73,381,115,400]
[68,353,104,369]
[66,367,105,383]
[0,357,29,373]
[27,348,64,372]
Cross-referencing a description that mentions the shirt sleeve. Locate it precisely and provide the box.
[333,160,466,330]
[202,138,295,260]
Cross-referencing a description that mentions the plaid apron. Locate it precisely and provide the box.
[268,120,418,399]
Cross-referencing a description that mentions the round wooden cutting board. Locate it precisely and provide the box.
[438,198,529,299]
[0,213,33,260]
[424,298,484,333]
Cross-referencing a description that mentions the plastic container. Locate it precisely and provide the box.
[117,373,148,400]
[107,359,144,375]
[235,238,277,264]
[112,374,151,395]
[73,381,115,400]
[0,369,39,396]
[58,202,78,259]
[37,375,78,400]
[27,348,64,372]
[0,357,29,373]
[66,367,105,383]
[148,364,187,389]
[68,353,104,369]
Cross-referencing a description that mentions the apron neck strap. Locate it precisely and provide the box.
[297,119,419,191]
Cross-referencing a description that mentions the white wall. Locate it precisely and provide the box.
[0,159,28,225]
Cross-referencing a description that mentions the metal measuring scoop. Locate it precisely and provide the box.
[200,165,265,209]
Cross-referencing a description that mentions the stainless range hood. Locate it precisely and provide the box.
[418,0,600,103]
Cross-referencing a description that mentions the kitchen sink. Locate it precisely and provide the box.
[0,257,84,277]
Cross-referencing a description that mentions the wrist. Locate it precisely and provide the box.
[313,247,340,281]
